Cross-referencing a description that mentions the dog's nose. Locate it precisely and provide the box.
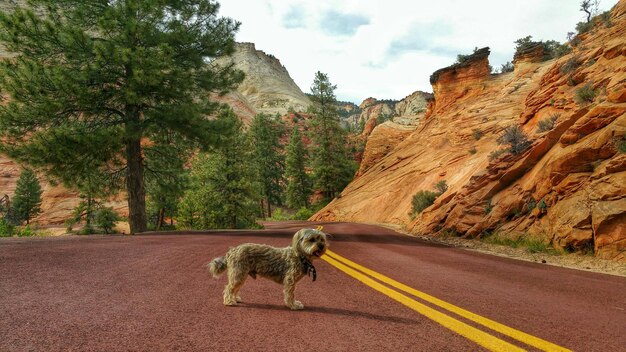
[318,244,325,251]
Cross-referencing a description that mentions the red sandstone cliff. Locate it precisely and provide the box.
[312,2,626,261]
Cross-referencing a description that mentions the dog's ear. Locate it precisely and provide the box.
[292,229,306,249]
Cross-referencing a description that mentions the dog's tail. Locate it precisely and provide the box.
[207,256,227,278]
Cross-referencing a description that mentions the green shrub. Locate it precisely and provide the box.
[599,11,612,27]
[93,207,120,234]
[472,128,483,140]
[560,56,581,74]
[434,180,448,194]
[293,207,315,220]
[468,148,477,155]
[617,134,626,153]
[0,219,14,237]
[410,191,438,217]
[536,114,559,133]
[500,62,514,73]
[538,199,547,211]
[574,83,597,104]
[16,226,35,237]
[488,149,508,161]
[484,199,493,214]
[543,40,571,59]
[576,21,593,34]
[497,125,531,154]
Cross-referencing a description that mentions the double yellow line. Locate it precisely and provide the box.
[322,250,571,352]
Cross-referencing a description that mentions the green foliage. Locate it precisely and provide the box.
[560,56,581,74]
[376,113,392,125]
[177,109,260,230]
[145,131,193,231]
[11,168,42,225]
[488,149,508,161]
[0,219,14,237]
[468,148,477,155]
[575,83,597,104]
[93,207,120,234]
[514,36,570,60]
[250,113,285,217]
[472,128,483,140]
[500,62,514,73]
[543,40,571,59]
[293,207,315,220]
[15,225,35,237]
[308,71,356,200]
[455,47,479,64]
[0,0,244,233]
[435,180,448,195]
[285,127,312,208]
[536,114,559,133]
[617,134,626,153]
[576,21,594,34]
[538,198,548,211]
[410,191,438,217]
[514,36,535,54]
[599,10,613,27]
[482,232,557,254]
[497,125,531,155]
[484,199,493,214]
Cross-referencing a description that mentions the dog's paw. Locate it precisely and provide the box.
[236,296,243,303]
[288,300,304,310]
[224,297,238,306]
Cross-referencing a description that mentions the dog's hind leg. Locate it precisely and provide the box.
[223,268,247,306]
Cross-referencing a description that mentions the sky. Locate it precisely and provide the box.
[218,0,618,104]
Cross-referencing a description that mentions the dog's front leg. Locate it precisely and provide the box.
[283,276,304,310]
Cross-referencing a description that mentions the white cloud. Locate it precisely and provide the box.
[218,0,618,104]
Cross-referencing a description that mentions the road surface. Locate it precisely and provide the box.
[1,221,625,351]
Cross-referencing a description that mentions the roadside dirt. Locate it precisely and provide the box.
[380,223,626,277]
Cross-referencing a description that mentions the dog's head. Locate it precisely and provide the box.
[292,228,329,259]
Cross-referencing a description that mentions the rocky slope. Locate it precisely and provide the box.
[213,42,311,119]
[312,2,626,262]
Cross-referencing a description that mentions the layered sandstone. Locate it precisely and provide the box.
[213,42,311,117]
[313,2,626,261]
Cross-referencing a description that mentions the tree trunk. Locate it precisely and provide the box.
[267,200,272,218]
[157,207,165,231]
[125,115,147,234]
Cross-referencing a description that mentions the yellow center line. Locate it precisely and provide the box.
[322,255,525,352]
[323,250,571,352]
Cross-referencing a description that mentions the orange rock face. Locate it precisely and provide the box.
[313,3,626,261]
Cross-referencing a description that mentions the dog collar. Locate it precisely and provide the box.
[299,256,317,282]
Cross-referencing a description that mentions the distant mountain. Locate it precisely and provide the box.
[214,42,311,119]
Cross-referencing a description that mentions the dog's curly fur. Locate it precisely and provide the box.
[207,228,329,310]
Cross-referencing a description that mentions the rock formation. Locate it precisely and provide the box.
[213,42,311,118]
[312,2,626,261]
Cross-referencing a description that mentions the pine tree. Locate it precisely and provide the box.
[11,168,42,225]
[285,127,311,208]
[308,71,356,200]
[0,1,244,234]
[249,113,285,218]
[177,108,260,229]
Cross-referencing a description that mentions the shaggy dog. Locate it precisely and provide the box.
[207,228,329,310]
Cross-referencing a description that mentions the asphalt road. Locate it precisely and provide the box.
[1,221,624,351]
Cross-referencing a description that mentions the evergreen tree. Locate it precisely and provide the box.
[285,127,311,208]
[0,0,244,234]
[307,71,356,200]
[11,168,42,225]
[144,131,192,230]
[249,113,285,218]
[177,108,260,229]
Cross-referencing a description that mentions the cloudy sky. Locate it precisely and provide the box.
[218,0,618,104]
